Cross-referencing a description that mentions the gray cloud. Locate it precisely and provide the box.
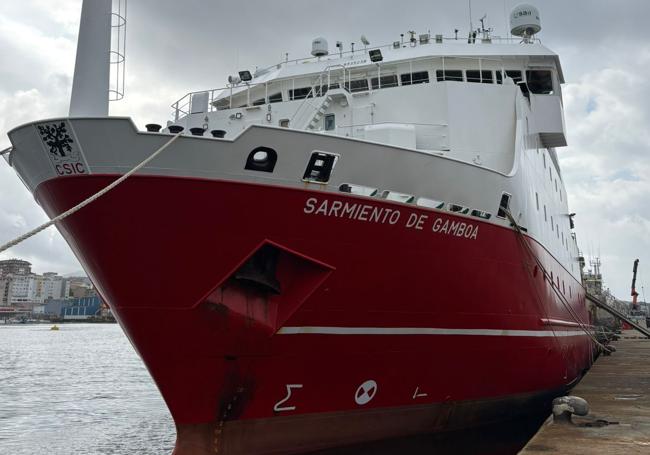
[1,0,649,298]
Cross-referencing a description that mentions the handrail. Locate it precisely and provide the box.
[586,293,650,339]
[344,121,448,129]
[255,34,540,74]
[290,65,350,125]
[171,54,530,121]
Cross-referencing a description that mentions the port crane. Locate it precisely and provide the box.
[631,259,640,312]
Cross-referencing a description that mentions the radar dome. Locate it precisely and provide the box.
[311,37,329,57]
[510,4,541,37]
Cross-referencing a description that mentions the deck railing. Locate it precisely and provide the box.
[171,53,526,122]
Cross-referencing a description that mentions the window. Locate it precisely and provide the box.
[268,92,283,103]
[496,70,523,84]
[401,71,430,85]
[543,153,546,169]
[289,87,313,101]
[466,70,494,84]
[549,167,552,181]
[215,98,231,111]
[497,193,511,219]
[345,79,369,93]
[371,75,399,90]
[544,205,547,222]
[436,70,463,82]
[324,114,335,131]
[536,192,539,211]
[526,70,554,94]
[555,179,558,192]
[551,216,554,231]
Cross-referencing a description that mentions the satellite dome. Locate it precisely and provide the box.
[510,4,542,37]
[311,37,329,57]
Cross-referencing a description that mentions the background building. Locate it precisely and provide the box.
[0,259,32,277]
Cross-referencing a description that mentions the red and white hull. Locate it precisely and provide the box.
[36,174,592,454]
[7,118,594,453]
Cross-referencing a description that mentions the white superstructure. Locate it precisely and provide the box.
[166,24,577,281]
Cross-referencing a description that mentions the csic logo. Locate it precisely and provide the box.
[354,380,378,406]
[37,121,87,176]
[38,122,74,158]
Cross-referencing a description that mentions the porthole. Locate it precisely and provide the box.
[245,147,277,173]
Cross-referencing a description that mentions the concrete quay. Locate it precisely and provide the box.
[520,334,650,454]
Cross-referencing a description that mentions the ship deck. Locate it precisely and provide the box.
[520,333,650,454]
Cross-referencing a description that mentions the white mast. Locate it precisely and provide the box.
[69,0,112,117]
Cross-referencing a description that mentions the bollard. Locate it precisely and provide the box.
[552,396,589,424]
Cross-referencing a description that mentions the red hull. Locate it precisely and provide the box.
[35,175,593,453]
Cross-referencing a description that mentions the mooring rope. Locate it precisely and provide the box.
[0,132,183,255]
[503,209,609,351]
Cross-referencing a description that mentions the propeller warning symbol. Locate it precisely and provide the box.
[355,380,378,406]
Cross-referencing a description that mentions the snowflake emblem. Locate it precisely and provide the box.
[38,122,74,158]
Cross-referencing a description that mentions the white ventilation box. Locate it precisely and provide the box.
[191,92,210,114]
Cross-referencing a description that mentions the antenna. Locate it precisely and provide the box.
[468,0,473,34]
[361,35,370,50]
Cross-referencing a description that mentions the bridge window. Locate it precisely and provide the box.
[252,98,266,106]
[526,70,554,94]
[436,70,463,82]
[371,75,399,90]
[496,70,523,84]
[401,71,430,85]
[269,92,283,103]
[289,87,313,101]
[466,70,494,84]
[345,79,369,93]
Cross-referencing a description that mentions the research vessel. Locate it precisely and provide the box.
[3,2,595,453]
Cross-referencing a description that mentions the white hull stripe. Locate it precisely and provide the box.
[278,327,589,337]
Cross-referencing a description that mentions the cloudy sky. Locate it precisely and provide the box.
[0,0,648,299]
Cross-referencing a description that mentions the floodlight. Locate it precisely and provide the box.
[368,49,383,63]
[238,70,253,82]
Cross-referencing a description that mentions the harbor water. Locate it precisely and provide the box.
[0,323,547,454]
[0,324,175,454]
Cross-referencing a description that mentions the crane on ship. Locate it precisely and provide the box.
[631,259,640,313]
